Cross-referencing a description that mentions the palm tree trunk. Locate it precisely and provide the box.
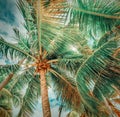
[0,73,14,91]
[40,70,51,117]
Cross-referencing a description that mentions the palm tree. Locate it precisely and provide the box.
[0,0,120,117]
[0,0,85,117]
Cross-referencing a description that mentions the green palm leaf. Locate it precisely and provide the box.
[0,64,19,76]
[0,88,12,117]
[18,77,40,117]
[13,29,31,53]
[0,37,36,61]
[76,28,120,113]
[8,69,34,107]
[49,68,82,112]
[17,0,37,36]
[47,0,120,33]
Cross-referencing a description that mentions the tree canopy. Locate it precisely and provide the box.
[0,0,120,117]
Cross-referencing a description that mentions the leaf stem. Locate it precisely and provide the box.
[37,0,42,56]
[69,5,120,20]
[49,69,77,91]
[47,59,59,63]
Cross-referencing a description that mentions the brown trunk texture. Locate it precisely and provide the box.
[0,73,14,91]
[40,70,51,117]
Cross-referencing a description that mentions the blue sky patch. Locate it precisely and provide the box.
[0,0,16,25]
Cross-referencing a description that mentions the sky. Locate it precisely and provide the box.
[0,0,68,116]
[0,0,24,41]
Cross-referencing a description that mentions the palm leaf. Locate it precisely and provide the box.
[93,28,120,100]
[97,27,120,48]
[17,0,37,35]
[0,107,12,117]
[0,59,26,92]
[46,0,120,34]
[0,88,12,117]
[8,68,34,92]
[13,29,31,54]
[76,28,120,112]
[18,77,40,117]
[8,69,34,107]
[0,37,36,61]
[49,68,82,112]
[98,98,120,117]
[0,64,19,76]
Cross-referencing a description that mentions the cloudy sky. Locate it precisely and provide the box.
[0,0,68,116]
[0,0,24,40]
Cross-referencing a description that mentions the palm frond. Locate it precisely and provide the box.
[13,29,31,54]
[98,98,120,117]
[17,0,42,54]
[6,68,34,107]
[0,107,12,117]
[0,88,12,98]
[47,0,120,33]
[45,26,92,73]
[49,68,82,112]
[0,58,25,82]
[17,0,91,58]
[17,0,40,54]
[0,37,36,61]
[0,64,19,76]
[97,28,120,48]
[93,63,120,100]
[0,88,12,117]
[93,28,120,100]
[76,28,120,112]
[0,59,27,93]
[12,92,23,108]
[17,0,37,35]
[18,77,40,117]
[9,68,34,91]
[41,24,90,60]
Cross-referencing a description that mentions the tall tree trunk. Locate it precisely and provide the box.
[40,70,51,117]
[0,73,14,91]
